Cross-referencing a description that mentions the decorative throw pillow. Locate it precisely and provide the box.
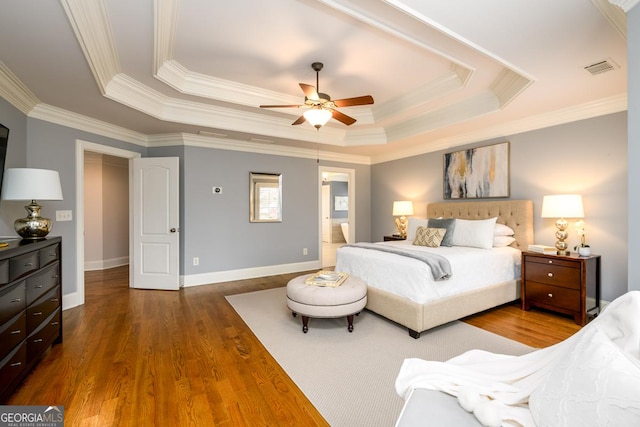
[426,218,456,247]
[413,227,447,247]
[493,235,516,247]
[494,223,515,236]
[529,326,640,426]
[406,218,430,241]
[450,217,498,249]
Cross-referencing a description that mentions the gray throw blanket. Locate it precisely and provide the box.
[343,242,452,281]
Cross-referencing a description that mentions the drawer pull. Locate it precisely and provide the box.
[33,338,43,343]
[548,293,553,298]
[10,298,21,303]
[51,321,59,326]
[51,298,59,303]
[10,329,21,335]
[23,262,33,267]
[547,273,553,277]
[548,260,553,264]
[48,254,56,258]
[33,311,43,316]
[10,362,22,367]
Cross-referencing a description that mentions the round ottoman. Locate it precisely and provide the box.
[286,273,367,333]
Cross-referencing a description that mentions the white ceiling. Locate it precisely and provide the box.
[0,0,630,164]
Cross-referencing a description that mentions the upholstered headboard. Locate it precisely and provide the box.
[426,200,534,250]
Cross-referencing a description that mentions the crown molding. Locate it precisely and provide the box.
[372,93,627,164]
[491,68,535,109]
[151,133,371,165]
[0,62,40,115]
[60,0,120,92]
[593,0,627,39]
[154,0,178,70]
[607,0,640,12]
[29,103,148,147]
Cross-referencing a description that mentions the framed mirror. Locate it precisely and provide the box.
[250,172,282,222]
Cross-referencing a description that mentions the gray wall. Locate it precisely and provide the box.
[629,5,639,292]
[372,112,628,302]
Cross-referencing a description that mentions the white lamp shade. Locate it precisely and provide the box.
[1,168,63,201]
[393,200,414,216]
[303,108,332,127]
[541,194,584,218]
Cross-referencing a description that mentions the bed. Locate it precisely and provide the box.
[334,200,534,338]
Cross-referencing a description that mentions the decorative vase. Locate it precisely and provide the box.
[578,246,591,257]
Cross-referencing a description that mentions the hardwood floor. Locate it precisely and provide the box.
[7,266,581,426]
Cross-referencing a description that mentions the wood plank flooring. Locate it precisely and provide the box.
[7,266,581,426]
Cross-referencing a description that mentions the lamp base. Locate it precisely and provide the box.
[14,200,53,239]
[395,216,408,239]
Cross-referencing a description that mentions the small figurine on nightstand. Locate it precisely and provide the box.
[574,220,591,256]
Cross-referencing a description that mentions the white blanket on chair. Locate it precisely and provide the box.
[395,291,640,427]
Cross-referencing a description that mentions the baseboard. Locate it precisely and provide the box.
[63,291,83,310]
[181,260,321,287]
[84,256,129,271]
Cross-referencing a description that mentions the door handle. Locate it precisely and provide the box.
[170,228,177,233]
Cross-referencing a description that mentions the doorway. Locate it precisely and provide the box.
[318,166,355,268]
[71,140,140,309]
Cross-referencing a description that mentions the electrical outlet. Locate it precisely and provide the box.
[193,257,199,266]
[303,248,308,256]
[213,186,222,194]
[56,210,73,221]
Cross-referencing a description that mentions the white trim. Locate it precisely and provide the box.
[84,257,129,271]
[181,261,321,287]
[71,140,140,310]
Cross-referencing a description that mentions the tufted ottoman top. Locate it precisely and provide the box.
[286,273,367,307]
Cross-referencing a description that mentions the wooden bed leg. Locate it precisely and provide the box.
[408,329,421,339]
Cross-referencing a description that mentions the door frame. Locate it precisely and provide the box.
[318,166,355,265]
[72,140,140,308]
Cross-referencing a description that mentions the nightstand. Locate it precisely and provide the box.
[383,235,406,241]
[521,251,601,325]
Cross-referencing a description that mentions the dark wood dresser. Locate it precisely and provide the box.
[521,251,600,325]
[0,237,62,403]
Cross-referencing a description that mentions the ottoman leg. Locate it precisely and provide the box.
[347,314,354,332]
[301,316,309,333]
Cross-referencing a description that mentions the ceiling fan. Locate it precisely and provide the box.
[260,62,374,129]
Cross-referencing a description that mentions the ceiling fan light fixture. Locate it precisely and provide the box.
[303,108,332,129]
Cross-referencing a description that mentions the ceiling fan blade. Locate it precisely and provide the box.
[333,95,374,107]
[260,104,302,109]
[300,83,319,100]
[291,115,306,126]
[332,110,357,126]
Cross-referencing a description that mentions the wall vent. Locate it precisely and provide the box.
[584,59,618,75]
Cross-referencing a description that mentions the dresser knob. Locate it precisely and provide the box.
[548,293,553,297]
[548,260,553,264]
[548,273,553,277]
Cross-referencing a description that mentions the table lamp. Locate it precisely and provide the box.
[393,201,414,238]
[541,194,584,255]
[1,168,64,239]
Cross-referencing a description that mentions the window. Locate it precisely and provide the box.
[250,172,282,222]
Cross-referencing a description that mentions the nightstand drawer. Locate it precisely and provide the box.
[525,282,580,312]
[524,261,580,290]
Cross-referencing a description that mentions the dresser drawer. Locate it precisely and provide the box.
[0,312,26,360]
[27,309,61,360]
[0,341,27,396]
[0,281,26,325]
[525,261,580,290]
[9,251,39,282]
[525,282,580,312]
[26,263,60,305]
[0,260,8,285]
[39,244,60,268]
[27,286,60,331]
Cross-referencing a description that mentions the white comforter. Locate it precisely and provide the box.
[395,291,640,427]
[335,241,521,304]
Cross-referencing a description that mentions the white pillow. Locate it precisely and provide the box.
[493,235,516,247]
[529,326,640,426]
[494,223,515,236]
[406,217,429,241]
[450,217,498,249]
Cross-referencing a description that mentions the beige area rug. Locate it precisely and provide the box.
[226,287,532,427]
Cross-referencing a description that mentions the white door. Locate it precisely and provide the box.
[131,157,180,290]
[322,185,331,242]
